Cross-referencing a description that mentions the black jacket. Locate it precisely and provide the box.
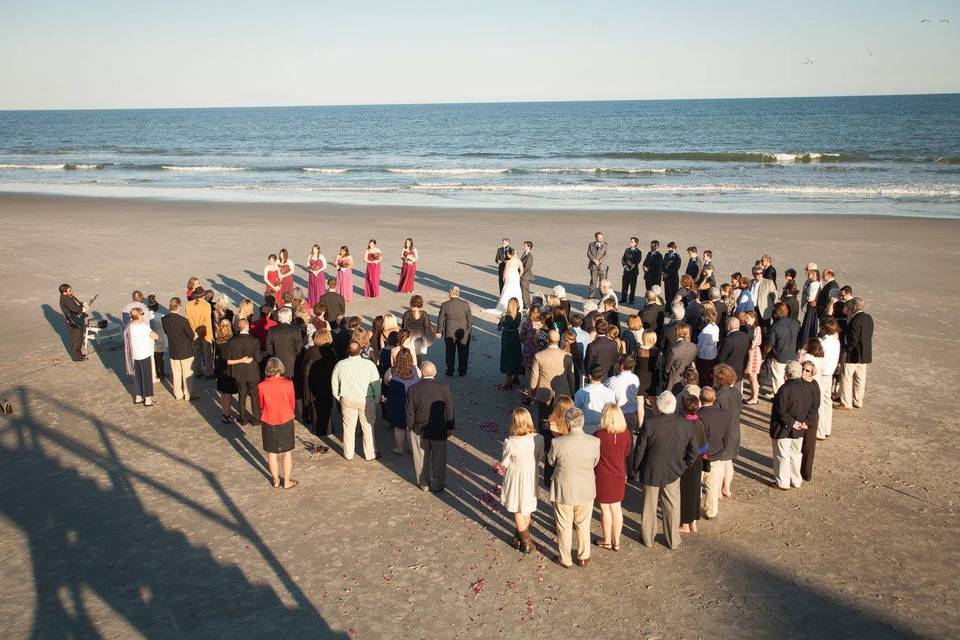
[643,251,664,281]
[633,413,696,487]
[685,257,701,281]
[266,323,304,378]
[221,333,263,383]
[621,247,642,272]
[405,378,455,440]
[585,336,619,379]
[717,330,750,380]
[766,317,800,363]
[714,384,742,461]
[318,291,346,328]
[769,378,819,440]
[698,404,732,460]
[161,312,195,360]
[844,312,873,364]
[663,251,681,280]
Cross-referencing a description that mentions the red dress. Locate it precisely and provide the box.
[398,249,416,293]
[364,252,381,298]
[594,429,632,503]
[278,261,294,301]
[265,268,281,306]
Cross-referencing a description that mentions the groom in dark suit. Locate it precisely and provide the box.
[494,238,512,293]
[436,286,473,376]
[519,241,534,309]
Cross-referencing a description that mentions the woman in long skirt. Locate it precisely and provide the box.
[364,239,382,298]
[335,246,354,302]
[306,244,327,307]
[679,394,708,534]
[398,237,418,293]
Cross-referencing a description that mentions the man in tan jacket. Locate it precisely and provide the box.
[185,287,214,377]
[528,329,577,486]
[547,408,600,568]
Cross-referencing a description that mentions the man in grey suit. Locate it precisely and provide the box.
[633,392,697,550]
[587,232,608,300]
[435,286,472,377]
[519,240,534,309]
[548,408,601,567]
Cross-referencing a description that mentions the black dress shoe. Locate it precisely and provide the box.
[445,370,454,377]
[459,371,467,377]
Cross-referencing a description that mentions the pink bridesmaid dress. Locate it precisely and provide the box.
[336,260,353,302]
[364,252,381,298]
[398,249,416,293]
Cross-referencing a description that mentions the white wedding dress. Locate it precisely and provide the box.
[486,258,524,316]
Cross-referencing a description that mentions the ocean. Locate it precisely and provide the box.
[1,94,958,217]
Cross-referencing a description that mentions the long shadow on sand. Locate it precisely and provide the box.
[0,385,347,638]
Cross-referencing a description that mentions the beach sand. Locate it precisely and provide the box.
[0,192,957,638]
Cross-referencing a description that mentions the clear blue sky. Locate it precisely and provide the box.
[1,0,957,109]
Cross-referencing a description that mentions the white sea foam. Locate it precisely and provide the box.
[0,163,68,170]
[410,182,960,197]
[770,152,843,163]
[161,165,248,172]
[302,167,349,174]
[387,167,510,175]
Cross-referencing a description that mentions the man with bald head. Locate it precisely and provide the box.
[331,340,382,461]
[406,361,455,492]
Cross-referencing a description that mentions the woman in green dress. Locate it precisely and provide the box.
[498,297,523,390]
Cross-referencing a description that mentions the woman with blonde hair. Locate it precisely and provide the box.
[186,276,200,301]
[127,307,159,407]
[633,329,660,404]
[498,407,544,554]
[593,403,632,550]
[214,319,237,423]
[740,309,763,404]
[301,330,337,436]
[498,298,523,390]
[235,298,255,332]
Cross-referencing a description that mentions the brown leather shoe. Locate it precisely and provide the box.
[519,529,533,554]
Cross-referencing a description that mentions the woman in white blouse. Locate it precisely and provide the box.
[817,319,842,439]
[695,305,720,387]
[798,264,822,348]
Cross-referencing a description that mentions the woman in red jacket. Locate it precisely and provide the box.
[259,357,297,489]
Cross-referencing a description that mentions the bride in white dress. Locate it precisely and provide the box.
[486,249,524,315]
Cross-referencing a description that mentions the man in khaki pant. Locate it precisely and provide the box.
[546,408,600,567]
[696,387,732,519]
[633,392,697,550]
[331,341,382,461]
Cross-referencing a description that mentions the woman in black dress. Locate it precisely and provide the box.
[401,295,435,357]
[678,394,708,534]
[301,329,338,436]
[214,319,238,423]
[498,297,523,390]
[633,329,661,406]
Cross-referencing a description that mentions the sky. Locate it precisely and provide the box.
[0,0,958,110]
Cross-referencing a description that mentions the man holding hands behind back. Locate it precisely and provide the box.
[587,232,608,300]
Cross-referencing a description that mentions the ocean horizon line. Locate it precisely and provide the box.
[3,91,960,113]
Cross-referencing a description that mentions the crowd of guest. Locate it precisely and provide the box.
[58,234,873,566]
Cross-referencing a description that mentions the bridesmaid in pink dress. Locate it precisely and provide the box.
[364,239,382,298]
[335,246,354,302]
[397,237,418,293]
[263,254,282,306]
[277,248,295,302]
[306,244,327,306]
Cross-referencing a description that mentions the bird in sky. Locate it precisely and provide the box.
[941,18,950,23]
[867,50,873,56]
[920,18,931,23]
[802,57,814,65]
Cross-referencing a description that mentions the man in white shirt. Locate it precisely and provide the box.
[604,354,643,432]
[574,364,617,433]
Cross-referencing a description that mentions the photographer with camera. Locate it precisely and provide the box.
[58,283,88,361]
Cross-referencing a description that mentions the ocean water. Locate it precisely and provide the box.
[1,94,959,216]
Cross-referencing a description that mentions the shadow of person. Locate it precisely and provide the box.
[41,303,71,356]
[0,386,348,639]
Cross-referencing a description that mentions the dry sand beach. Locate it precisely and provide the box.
[0,192,958,639]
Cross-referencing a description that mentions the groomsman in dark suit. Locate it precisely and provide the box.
[685,246,701,282]
[494,238,512,293]
[586,232,608,299]
[519,241,534,309]
[436,287,473,376]
[318,278,345,329]
[266,307,303,380]
[662,242,682,304]
[405,361,455,492]
[223,318,263,425]
[817,269,839,323]
[838,297,873,410]
[619,236,642,305]
[642,239,664,291]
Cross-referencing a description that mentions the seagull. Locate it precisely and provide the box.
[920,18,930,23]
[802,57,814,65]
[941,18,950,23]
[868,50,873,57]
